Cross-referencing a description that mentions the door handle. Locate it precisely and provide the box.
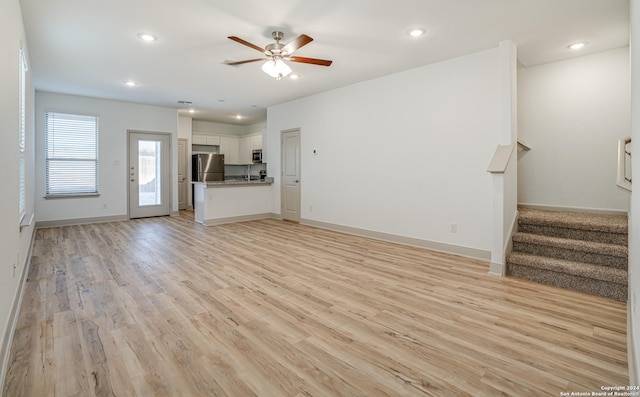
[130,179,135,182]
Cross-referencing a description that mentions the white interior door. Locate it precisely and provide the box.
[178,138,187,210]
[281,129,301,222]
[129,132,171,218]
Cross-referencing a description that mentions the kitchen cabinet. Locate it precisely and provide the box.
[239,134,263,164]
[239,136,252,164]
[219,136,239,164]
[252,134,263,150]
[192,181,272,226]
[192,134,220,146]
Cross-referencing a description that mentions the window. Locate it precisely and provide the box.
[45,112,99,196]
[18,48,27,218]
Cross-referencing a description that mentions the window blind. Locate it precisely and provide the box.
[18,48,26,216]
[45,112,99,195]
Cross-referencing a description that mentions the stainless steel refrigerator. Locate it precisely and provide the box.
[192,153,224,182]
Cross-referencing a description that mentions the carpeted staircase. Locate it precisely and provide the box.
[506,208,628,301]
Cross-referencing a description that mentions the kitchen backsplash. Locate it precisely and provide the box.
[224,163,267,178]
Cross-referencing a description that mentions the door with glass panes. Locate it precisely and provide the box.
[129,132,171,218]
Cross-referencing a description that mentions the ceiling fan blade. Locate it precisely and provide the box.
[226,58,265,66]
[281,34,313,55]
[228,36,268,54]
[289,56,333,67]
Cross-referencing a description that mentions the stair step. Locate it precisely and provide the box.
[507,208,628,300]
[518,208,627,245]
[512,232,627,269]
[518,208,628,233]
[507,261,627,301]
[507,252,627,284]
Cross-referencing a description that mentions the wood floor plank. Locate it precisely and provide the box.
[3,212,629,396]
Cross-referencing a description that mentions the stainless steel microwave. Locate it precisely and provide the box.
[252,149,262,163]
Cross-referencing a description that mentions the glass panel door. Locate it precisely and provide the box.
[138,140,162,206]
[129,132,171,218]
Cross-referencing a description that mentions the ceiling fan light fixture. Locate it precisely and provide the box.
[262,58,292,79]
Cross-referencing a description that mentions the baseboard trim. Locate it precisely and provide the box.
[518,203,628,216]
[301,218,491,261]
[490,210,519,277]
[0,228,37,397]
[204,213,274,226]
[35,214,128,228]
[629,304,639,386]
[488,262,504,276]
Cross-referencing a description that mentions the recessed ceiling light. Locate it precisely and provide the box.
[408,28,425,38]
[137,33,157,42]
[568,42,586,50]
[188,109,195,114]
[289,73,300,80]
[235,115,242,120]
[124,80,137,87]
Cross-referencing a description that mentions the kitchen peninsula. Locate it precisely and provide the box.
[192,177,273,226]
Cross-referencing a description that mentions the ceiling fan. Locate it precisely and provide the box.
[227,31,333,80]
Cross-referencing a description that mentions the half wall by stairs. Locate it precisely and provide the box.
[506,208,628,301]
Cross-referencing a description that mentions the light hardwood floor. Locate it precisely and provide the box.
[3,212,628,396]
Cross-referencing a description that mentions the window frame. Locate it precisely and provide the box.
[18,47,27,220]
[44,111,100,198]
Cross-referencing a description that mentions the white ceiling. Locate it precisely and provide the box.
[19,0,629,125]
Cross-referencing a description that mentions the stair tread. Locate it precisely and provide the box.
[512,232,628,257]
[518,208,627,234]
[507,252,627,284]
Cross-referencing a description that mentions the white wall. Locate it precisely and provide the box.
[628,0,640,385]
[35,92,178,222]
[0,0,36,388]
[518,47,631,212]
[191,119,266,136]
[245,121,266,135]
[267,48,502,255]
[192,120,248,136]
[178,115,193,140]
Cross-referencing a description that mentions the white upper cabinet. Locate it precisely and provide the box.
[252,134,263,150]
[238,134,263,163]
[192,129,261,164]
[192,134,220,146]
[219,136,239,164]
[239,136,252,164]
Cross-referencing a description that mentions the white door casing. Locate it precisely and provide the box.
[178,138,187,210]
[129,131,171,218]
[281,129,301,222]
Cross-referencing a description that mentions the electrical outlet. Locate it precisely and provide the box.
[450,223,457,233]
[103,203,108,210]
[309,205,313,212]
